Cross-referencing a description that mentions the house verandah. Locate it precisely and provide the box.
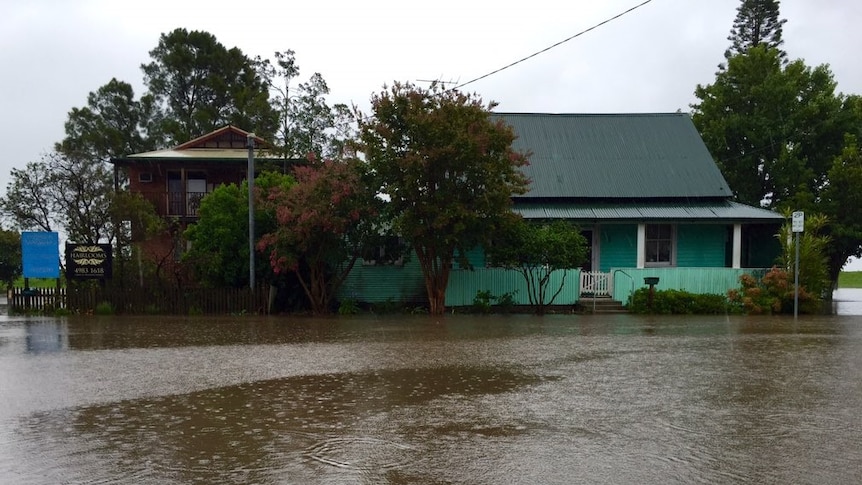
[339,220,781,311]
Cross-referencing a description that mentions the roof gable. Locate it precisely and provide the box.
[113,125,273,163]
[496,113,732,200]
[175,125,266,150]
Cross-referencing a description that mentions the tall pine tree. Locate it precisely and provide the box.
[725,0,787,60]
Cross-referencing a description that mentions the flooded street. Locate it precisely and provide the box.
[1,308,861,483]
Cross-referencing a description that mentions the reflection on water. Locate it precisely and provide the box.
[10,366,543,484]
[833,288,862,315]
[1,313,862,484]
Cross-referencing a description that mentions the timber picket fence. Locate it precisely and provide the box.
[8,285,269,315]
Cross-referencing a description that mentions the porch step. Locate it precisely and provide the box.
[578,296,628,314]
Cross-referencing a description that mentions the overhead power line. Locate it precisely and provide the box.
[454,0,654,90]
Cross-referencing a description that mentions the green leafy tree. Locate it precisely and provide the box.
[725,0,787,60]
[256,50,354,163]
[57,78,157,162]
[693,41,862,292]
[258,160,377,314]
[256,50,300,166]
[184,171,294,287]
[142,28,278,144]
[692,46,848,209]
[822,135,862,285]
[3,78,157,246]
[358,82,530,315]
[2,159,56,233]
[1,152,113,244]
[0,227,22,290]
[48,152,115,244]
[693,2,862,294]
[487,219,587,315]
[183,183,250,287]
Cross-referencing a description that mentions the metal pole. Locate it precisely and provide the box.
[247,133,255,290]
[794,231,799,318]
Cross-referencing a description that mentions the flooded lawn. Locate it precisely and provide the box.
[1,308,861,483]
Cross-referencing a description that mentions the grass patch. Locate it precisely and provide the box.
[12,277,61,288]
[839,271,862,288]
[94,301,115,315]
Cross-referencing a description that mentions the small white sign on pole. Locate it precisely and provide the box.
[791,211,804,233]
[791,211,803,318]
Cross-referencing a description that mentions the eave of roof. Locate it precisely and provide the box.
[112,148,279,164]
[513,200,784,223]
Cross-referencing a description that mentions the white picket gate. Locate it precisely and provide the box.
[579,271,612,297]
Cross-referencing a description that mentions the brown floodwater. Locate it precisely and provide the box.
[1,305,861,483]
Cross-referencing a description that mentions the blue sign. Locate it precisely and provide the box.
[22,232,60,278]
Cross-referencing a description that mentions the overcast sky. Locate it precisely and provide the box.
[3,0,862,265]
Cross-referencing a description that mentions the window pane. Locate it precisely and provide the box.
[645,224,673,265]
[658,241,671,262]
[646,242,658,262]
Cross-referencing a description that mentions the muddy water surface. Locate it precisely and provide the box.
[1,309,861,484]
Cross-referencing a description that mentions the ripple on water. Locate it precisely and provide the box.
[304,435,416,471]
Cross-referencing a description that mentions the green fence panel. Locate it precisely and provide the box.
[611,267,769,303]
[445,268,581,306]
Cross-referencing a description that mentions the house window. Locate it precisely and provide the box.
[645,224,674,266]
[362,236,405,266]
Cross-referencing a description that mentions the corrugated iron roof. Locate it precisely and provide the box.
[111,148,282,165]
[513,200,784,222]
[111,126,276,164]
[125,148,275,160]
[495,113,733,199]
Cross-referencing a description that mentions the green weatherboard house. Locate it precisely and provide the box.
[341,112,784,308]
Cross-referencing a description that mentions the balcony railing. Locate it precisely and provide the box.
[138,191,208,218]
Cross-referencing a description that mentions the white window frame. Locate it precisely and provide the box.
[644,223,675,267]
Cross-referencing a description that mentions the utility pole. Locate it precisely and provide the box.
[247,133,255,290]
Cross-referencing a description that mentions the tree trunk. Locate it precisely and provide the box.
[417,248,452,316]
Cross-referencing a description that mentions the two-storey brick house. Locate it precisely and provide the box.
[111,125,272,267]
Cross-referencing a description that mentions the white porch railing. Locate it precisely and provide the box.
[580,271,612,297]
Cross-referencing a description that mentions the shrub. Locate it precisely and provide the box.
[495,291,518,313]
[53,307,73,316]
[469,289,519,314]
[409,305,429,315]
[338,298,360,315]
[728,266,819,314]
[628,288,732,314]
[94,301,115,315]
[471,290,494,314]
[370,298,402,315]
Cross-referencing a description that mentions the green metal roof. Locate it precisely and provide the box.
[513,200,784,223]
[495,113,733,199]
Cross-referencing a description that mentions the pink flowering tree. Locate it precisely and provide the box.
[258,158,377,314]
